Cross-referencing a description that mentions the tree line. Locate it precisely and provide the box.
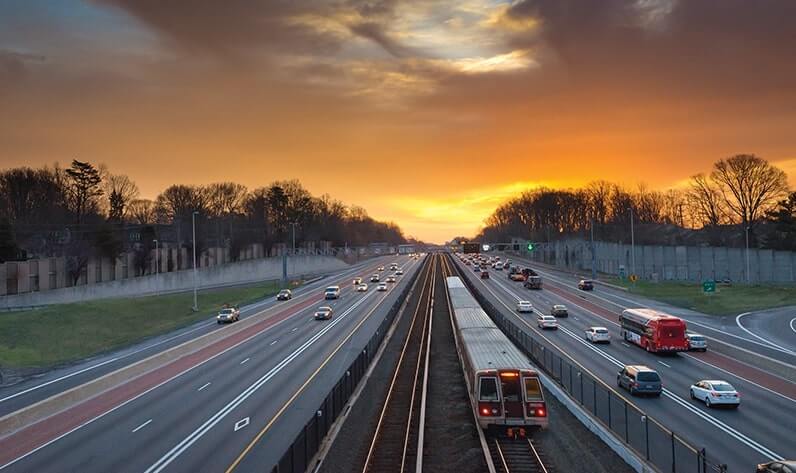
[476,154,795,250]
[0,160,407,279]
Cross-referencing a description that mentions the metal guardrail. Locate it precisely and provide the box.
[270,258,425,473]
[453,262,728,473]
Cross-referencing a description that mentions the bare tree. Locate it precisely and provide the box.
[711,154,789,230]
[206,182,247,217]
[687,173,727,228]
[127,199,156,224]
[103,174,139,222]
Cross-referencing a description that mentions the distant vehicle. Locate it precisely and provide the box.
[578,279,594,291]
[473,266,482,273]
[690,380,739,408]
[386,275,397,283]
[276,289,292,301]
[378,266,385,271]
[216,306,240,324]
[371,274,380,282]
[390,263,398,270]
[550,304,568,317]
[620,308,688,353]
[523,271,542,289]
[756,461,796,473]
[516,301,534,313]
[494,262,504,271]
[686,332,708,352]
[314,306,333,320]
[353,277,363,285]
[480,270,490,279]
[585,327,611,343]
[617,365,662,396]
[508,267,526,281]
[395,269,404,275]
[465,260,471,266]
[536,315,558,330]
[356,283,368,292]
[377,282,388,291]
[324,285,341,299]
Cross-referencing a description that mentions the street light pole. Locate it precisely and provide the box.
[630,207,636,278]
[590,218,596,280]
[192,211,199,311]
[745,225,751,283]
[290,222,297,255]
[153,239,159,294]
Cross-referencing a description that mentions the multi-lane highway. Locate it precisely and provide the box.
[0,254,424,473]
[452,254,795,472]
[0,257,400,417]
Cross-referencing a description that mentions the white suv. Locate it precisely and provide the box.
[585,326,611,343]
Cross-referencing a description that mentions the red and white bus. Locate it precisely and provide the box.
[619,308,688,353]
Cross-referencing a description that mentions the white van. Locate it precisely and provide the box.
[324,286,341,300]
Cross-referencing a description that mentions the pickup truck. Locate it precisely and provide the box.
[217,306,240,324]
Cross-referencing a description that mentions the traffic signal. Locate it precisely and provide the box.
[527,243,535,251]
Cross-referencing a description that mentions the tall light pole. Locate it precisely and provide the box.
[745,225,751,283]
[153,239,159,294]
[192,211,199,311]
[630,207,636,278]
[290,222,298,255]
[590,218,596,280]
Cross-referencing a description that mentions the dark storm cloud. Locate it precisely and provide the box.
[94,0,345,56]
[348,21,414,57]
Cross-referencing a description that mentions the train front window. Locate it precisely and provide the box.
[501,376,521,402]
[524,378,543,402]
[479,377,499,401]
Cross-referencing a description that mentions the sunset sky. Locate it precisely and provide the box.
[2,0,795,242]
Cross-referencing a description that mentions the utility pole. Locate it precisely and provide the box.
[153,239,159,294]
[630,207,636,278]
[590,218,596,280]
[290,222,298,255]
[745,225,751,283]
[192,211,199,312]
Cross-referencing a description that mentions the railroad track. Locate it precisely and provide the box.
[489,436,552,473]
[362,254,437,473]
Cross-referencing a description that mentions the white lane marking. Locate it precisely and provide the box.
[494,266,796,404]
[240,358,249,365]
[736,312,796,355]
[132,419,152,433]
[291,327,298,332]
[0,258,406,472]
[659,361,671,368]
[197,383,211,392]
[529,262,796,357]
[270,340,278,346]
[233,417,249,432]
[0,257,385,405]
[468,260,786,461]
[143,289,376,473]
[0,356,121,404]
[790,317,796,334]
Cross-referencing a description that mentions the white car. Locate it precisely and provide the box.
[395,269,404,275]
[353,277,363,285]
[377,282,388,291]
[585,326,611,343]
[516,300,534,313]
[378,266,385,271]
[356,283,368,292]
[216,307,240,324]
[371,274,380,282]
[690,380,740,408]
[324,286,341,299]
[537,315,558,330]
[386,275,397,283]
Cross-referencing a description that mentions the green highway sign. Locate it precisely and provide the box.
[702,280,716,293]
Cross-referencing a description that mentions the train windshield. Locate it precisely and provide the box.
[501,376,521,402]
[524,378,543,401]
[479,377,499,401]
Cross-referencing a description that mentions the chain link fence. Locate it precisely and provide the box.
[269,258,424,473]
[458,268,729,473]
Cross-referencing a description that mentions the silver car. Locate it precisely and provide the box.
[686,332,708,352]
